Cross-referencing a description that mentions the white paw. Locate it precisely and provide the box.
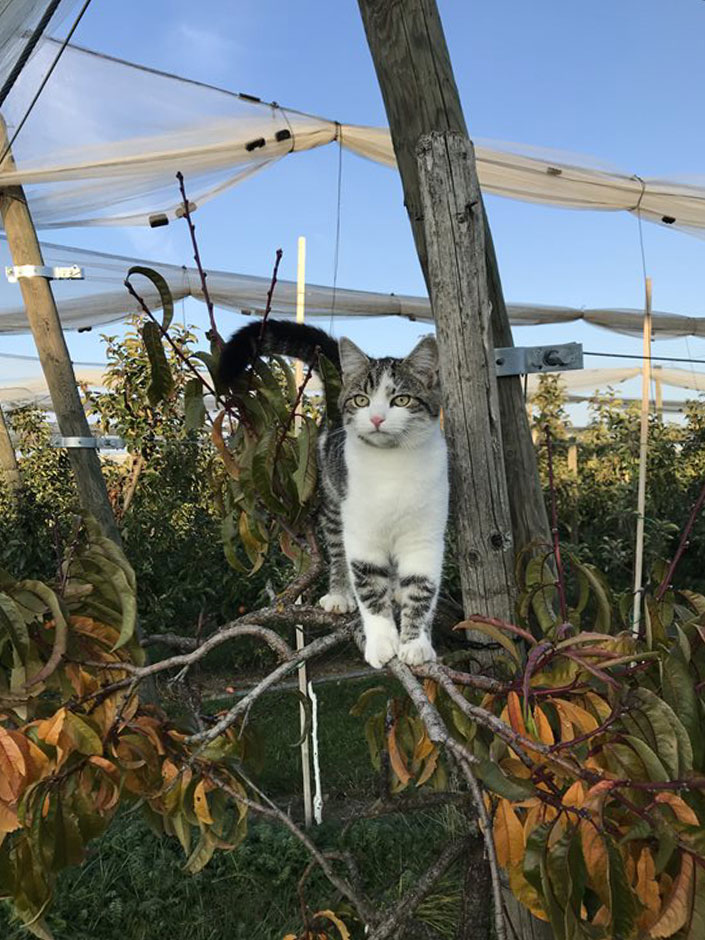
[319,592,356,614]
[364,623,400,670]
[393,585,404,605]
[398,636,437,666]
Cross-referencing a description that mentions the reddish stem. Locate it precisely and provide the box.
[655,477,705,600]
[544,424,568,623]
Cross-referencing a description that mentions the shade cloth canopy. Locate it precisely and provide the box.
[1,40,705,234]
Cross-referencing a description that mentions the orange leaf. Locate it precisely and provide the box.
[580,821,610,907]
[387,724,412,787]
[36,708,66,746]
[0,801,19,833]
[562,780,585,810]
[507,691,527,737]
[194,779,214,825]
[532,707,554,746]
[493,799,525,870]
[415,749,440,787]
[651,853,694,938]
[635,847,661,929]
[654,793,699,827]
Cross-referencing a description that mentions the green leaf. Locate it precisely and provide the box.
[621,735,669,782]
[629,687,693,778]
[126,266,174,331]
[184,377,206,430]
[606,838,636,940]
[662,647,702,767]
[524,822,551,895]
[292,415,318,505]
[141,321,175,406]
[474,758,536,800]
[349,686,386,717]
[568,556,612,633]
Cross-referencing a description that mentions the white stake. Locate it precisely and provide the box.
[632,276,652,641]
[294,235,314,826]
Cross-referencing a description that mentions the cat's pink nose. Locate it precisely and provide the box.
[370,415,385,429]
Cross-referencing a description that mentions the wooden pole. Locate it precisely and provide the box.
[0,116,120,543]
[356,0,549,554]
[417,133,514,623]
[632,277,653,640]
[356,4,551,938]
[0,405,21,495]
[294,235,314,828]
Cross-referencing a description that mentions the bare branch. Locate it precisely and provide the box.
[367,838,467,940]
[186,621,355,746]
[207,769,377,925]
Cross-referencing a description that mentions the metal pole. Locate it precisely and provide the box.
[294,235,314,827]
[632,276,652,640]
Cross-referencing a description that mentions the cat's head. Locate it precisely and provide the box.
[338,335,441,448]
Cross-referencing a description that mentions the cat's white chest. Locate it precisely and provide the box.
[342,431,448,544]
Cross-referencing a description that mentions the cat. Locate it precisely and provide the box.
[219,320,449,669]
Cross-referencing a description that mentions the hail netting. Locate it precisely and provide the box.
[0,0,77,89]
[0,40,705,233]
[0,236,704,339]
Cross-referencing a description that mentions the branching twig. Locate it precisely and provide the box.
[176,171,222,348]
[207,769,377,925]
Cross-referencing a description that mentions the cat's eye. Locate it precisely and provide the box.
[351,394,370,408]
[391,394,413,407]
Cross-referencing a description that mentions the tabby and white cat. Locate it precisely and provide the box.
[219,321,448,669]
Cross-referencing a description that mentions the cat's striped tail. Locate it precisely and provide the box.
[219,319,340,387]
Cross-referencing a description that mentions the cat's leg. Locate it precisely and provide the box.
[348,554,398,669]
[395,536,442,666]
[319,497,355,614]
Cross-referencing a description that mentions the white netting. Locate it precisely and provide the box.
[3,365,704,411]
[0,236,704,338]
[0,40,705,234]
[0,0,76,89]
[1,236,704,339]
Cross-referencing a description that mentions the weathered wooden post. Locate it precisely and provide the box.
[0,116,120,543]
[0,405,21,495]
[417,132,514,622]
[356,2,552,937]
[356,0,550,554]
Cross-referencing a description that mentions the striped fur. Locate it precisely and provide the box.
[220,321,449,669]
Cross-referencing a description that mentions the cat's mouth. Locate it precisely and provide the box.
[357,429,398,447]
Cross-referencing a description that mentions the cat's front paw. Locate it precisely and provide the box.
[364,623,400,669]
[398,636,436,666]
[319,592,356,614]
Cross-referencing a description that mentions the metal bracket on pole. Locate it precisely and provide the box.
[495,342,583,377]
[5,264,84,283]
[51,435,123,450]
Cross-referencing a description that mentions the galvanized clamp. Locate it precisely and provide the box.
[5,264,84,283]
[495,342,583,377]
[51,435,124,450]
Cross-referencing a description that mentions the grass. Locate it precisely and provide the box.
[0,674,466,939]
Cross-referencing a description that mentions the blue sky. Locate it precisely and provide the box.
[2,0,705,420]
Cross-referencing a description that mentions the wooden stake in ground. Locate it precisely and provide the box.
[0,405,21,495]
[632,276,653,640]
[0,116,120,543]
[294,235,315,828]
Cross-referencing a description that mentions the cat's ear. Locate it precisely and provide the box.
[338,337,369,378]
[405,335,439,387]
